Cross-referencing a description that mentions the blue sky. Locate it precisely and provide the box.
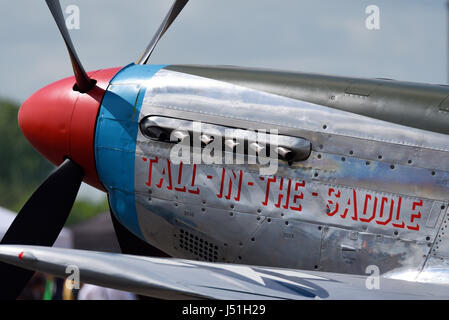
[1,0,447,103]
[1,0,447,201]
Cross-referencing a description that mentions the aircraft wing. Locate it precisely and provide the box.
[0,245,448,300]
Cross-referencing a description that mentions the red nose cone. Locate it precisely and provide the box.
[19,67,121,190]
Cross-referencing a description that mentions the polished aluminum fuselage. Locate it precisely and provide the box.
[97,64,449,284]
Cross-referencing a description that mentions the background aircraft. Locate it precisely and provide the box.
[1,0,449,299]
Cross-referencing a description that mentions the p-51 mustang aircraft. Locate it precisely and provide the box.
[1,0,449,300]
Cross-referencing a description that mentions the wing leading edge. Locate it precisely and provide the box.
[0,245,448,300]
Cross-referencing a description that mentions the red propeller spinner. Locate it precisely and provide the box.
[18,68,120,190]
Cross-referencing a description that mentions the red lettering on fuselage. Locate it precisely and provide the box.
[140,158,422,231]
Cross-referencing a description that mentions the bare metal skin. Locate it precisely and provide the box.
[127,67,449,284]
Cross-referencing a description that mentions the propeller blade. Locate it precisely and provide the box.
[137,0,189,65]
[45,0,94,93]
[0,159,84,299]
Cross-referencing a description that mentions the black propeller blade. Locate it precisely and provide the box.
[46,0,94,93]
[0,159,84,299]
[137,0,189,65]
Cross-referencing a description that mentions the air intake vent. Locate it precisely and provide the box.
[178,228,219,262]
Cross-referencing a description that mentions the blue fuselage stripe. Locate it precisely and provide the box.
[94,63,167,238]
